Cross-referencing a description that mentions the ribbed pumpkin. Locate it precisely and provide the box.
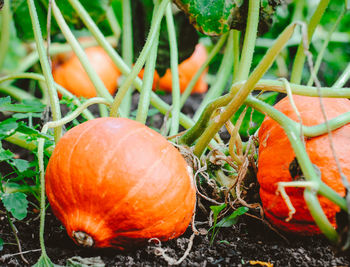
[257,95,350,234]
[45,117,196,250]
[52,46,121,98]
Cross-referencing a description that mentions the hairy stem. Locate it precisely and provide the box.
[52,0,113,102]
[135,2,160,124]
[0,0,11,70]
[307,7,345,86]
[166,3,181,135]
[119,0,134,117]
[27,0,62,142]
[193,23,296,156]
[234,0,260,82]
[290,0,331,84]
[109,0,170,117]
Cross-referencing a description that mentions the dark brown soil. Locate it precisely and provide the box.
[1,206,349,266]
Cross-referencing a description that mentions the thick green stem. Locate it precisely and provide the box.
[27,0,62,142]
[109,0,170,117]
[0,85,36,101]
[136,3,160,124]
[165,3,181,135]
[232,30,240,83]
[307,7,345,86]
[333,62,350,88]
[180,33,229,108]
[234,0,260,82]
[304,189,338,243]
[193,23,296,156]
[290,0,331,84]
[106,6,121,42]
[119,0,134,117]
[52,1,113,102]
[179,93,233,146]
[0,0,11,70]
[194,31,234,121]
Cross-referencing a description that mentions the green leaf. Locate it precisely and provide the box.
[173,0,280,36]
[173,0,239,36]
[33,253,63,267]
[1,192,28,220]
[10,159,30,173]
[0,148,15,161]
[12,113,42,119]
[12,0,109,40]
[0,99,45,113]
[210,203,227,224]
[231,92,278,138]
[17,123,52,140]
[0,238,3,251]
[216,206,248,228]
[0,96,11,106]
[0,119,18,140]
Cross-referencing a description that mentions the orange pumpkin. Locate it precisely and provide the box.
[45,117,196,250]
[138,43,208,94]
[52,46,121,98]
[257,95,350,234]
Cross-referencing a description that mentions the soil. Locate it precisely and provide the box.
[1,93,350,266]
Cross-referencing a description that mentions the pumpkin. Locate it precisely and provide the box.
[257,95,350,234]
[45,117,196,250]
[138,43,208,94]
[52,46,121,98]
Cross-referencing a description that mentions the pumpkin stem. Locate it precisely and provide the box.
[72,231,94,248]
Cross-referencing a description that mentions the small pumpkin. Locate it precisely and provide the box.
[257,95,350,234]
[52,46,121,98]
[45,117,196,250]
[138,43,208,94]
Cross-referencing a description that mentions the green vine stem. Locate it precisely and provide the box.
[0,73,95,120]
[109,0,170,117]
[119,0,134,117]
[0,85,36,100]
[27,0,62,143]
[106,6,121,42]
[180,93,233,146]
[180,78,350,146]
[165,3,181,135]
[0,0,11,70]
[232,30,241,83]
[180,33,229,108]
[51,0,113,103]
[333,62,350,88]
[135,2,160,124]
[35,97,111,267]
[290,0,331,84]
[193,31,234,121]
[192,23,297,157]
[307,7,346,86]
[66,0,194,128]
[234,0,260,82]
